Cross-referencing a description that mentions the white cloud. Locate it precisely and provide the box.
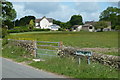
[75,2,100,13]
[13,2,78,22]
[13,3,25,19]
[24,2,61,14]
[46,5,78,22]
[13,3,43,20]
[8,0,120,2]
[74,2,100,22]
[12,2,110,22]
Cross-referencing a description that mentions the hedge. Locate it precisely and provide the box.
[8,28,50,33]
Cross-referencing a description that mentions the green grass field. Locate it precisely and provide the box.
[8,31,118,48]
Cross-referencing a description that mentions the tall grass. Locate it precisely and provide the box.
[2,42,33,62]
[29,57,119,78]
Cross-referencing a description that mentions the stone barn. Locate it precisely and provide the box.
[82,24,95,32]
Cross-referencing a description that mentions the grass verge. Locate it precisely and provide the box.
[2,42,33,62]
[29,57,119,78]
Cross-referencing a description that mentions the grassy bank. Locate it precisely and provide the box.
[2,42,33,62]
[29,57,119,78]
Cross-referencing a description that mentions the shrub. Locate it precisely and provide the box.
[2,28,8,38]
[2,37,8,46]
[8,27,50,33]
[28,19,34,30]
[115,25,120,30]
[33,28,50,31]
[58,28,64,31]
[0,28,2,38]
[8,28,30,33]
[8,29,21,33]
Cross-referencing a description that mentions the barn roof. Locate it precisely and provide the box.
[72,25,80,28]
[83,24,92,27]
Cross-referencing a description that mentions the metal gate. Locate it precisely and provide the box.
[36,41,62,60]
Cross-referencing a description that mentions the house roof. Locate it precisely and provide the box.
[82,24,93,27]
[85,21,96,24]
[46,18,53,23]
[35,16,53,23]
[72,25,80,28]
[84,21,111,27]
[35,19,42,23]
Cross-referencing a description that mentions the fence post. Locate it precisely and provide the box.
[59,41,63,48]
[33,40,37,58]
[87,56,90,64]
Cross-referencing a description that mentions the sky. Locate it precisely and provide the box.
[8,0,119,22]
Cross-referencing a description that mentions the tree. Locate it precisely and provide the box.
[29,19,34,30]
[18,16,35,26]
[53,19,61,26]
[53,19,71,29]
[65,21,72,29]
[1,0,16,29]
[4,20,14,29]
[99,7,120,29]
[69,15,83,26]
[14,19,19,26]
[53,15,83,29]
[2,28,8,38]
[93,21,108,31]
[115,15,120,30]
[115,25,120,30]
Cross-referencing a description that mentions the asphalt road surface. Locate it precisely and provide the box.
[2,58,65,78]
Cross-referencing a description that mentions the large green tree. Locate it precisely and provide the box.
[1,0,16,29]
[18,16,35,26]
[99,7,120,29]
[69,15,83,26]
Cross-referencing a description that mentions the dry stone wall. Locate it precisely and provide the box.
[58,46,120,69]
[91,52,120,69]
[8,39,37,57]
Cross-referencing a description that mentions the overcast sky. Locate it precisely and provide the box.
[8,0,119,22]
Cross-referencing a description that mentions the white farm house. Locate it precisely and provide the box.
[35,16,60,30]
